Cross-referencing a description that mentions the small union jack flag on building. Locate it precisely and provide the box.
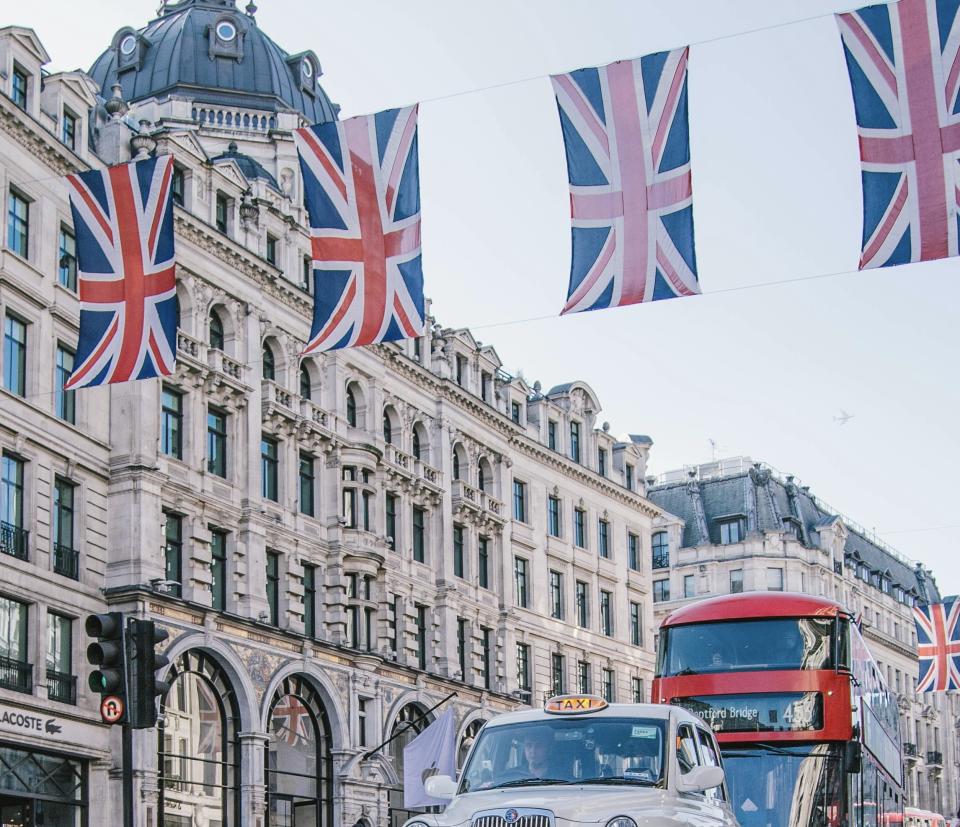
[838,0,960,269]
[64,155,177,389]
[914,597,960,692]
[272,694,312,747]
[294,106,425,353]
[550,49,700,315]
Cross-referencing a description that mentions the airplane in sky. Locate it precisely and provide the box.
[833,410,855,425]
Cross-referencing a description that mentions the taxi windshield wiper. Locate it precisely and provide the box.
[578,776,658,787]
[489,777,571,790]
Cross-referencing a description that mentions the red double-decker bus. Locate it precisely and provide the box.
[652,593,904,827]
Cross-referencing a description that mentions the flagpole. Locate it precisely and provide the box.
[361,690,457,760]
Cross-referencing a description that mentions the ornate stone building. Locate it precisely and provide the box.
[648,457,959,819]
[0,7,660,825]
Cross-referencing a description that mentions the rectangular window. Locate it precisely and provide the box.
[455,354,467,386]
[161,387,183,459]
[684,574,696,598]
[46,612,74,703]
[53,477,77,579]
[11,66,27,109]
[299,453,315,516]
[630,602,642,646]
[549,570,563,620]
[260,436,279,501]
[358,698,368,747]
[514,557,529,608]
[478,536,489,588]
[385,493,397,551]
[598,519,610,558]
[602,668,614,702]
[0,596,27,668]
[600,589,612,636]
[266,551,280,625]
[206,407,227,477]
[577,660,591,694]
[164,512,183,597]
[628,532,640,572]
[653,579,670,603]
[415,605,427,670]
[171,165,185,206]
[266,233,277,266]
[215,192,229,233]
[512,480,526,522]
[719,518,744,545]
[632,676,645,704]
[625,464,634,491]
[570,422,581,463]
[7,190,29,259]
[210,529,227,612]
[552,653,565,696]
[574,508,586,548]
[58,225,77,291]
[389,596,400,655]
[61,109,78,149]
[365,607,375,653]
[652,531,669,569]
[457,617,468,681]
[547,420,558,451]
[1,453,26,560]
[511,401,521,424]
[767,567,784,592]
[576,580,588,628]
[516,643,531,692]
[547,495,561,537]
[598,448,607,476]
[453,525,465,578]
[481,627,492,689]
[302,255,312,292]
[3,313,27,396]
[55,345,76,424]
[481,371,491,402]
[412,506,425,563]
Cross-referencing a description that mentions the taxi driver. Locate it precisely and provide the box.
[522,726,553,777]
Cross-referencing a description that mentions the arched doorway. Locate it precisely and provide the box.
[265,675,334,827]
[387,703,433,827]
[158,650,240,826]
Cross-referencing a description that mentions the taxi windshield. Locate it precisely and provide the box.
[459,717,666,793]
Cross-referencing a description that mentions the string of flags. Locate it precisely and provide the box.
[64,0,960,383]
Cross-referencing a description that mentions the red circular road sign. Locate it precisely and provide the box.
[100,695,125,724]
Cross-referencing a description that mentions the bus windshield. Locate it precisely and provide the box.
[658,618,835,676]
[459,717,666,793]
[723,744,844,827]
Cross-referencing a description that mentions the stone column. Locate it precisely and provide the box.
[239,731,269,827]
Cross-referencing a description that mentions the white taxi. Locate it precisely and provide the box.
[405,695,738,827]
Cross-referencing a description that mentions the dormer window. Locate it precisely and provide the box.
[301,58,314,80]
[215,20,237,42]
[11,65,28,110]
[119,35,137,56]
[288,52,321,95]
[718,517,745,545]
[114,28,145,73]
[209,17,244,60]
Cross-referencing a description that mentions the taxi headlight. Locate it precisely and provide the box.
[606,818,638,827]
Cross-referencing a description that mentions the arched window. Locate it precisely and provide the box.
[209,312,224,351]
[266,676,333,827]
[159,650,240,826]
[388,703,432,824]
[458,719,485,769]
[452,453,460,481]
[346,386,357,427]
[383,411,393,445]
[477,466,485,493]
[300,364,311,400]
[173,293,181,331]
[263,345,276,381]
[412,429,421,460]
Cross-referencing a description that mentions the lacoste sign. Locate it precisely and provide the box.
[0,707,63,736]
[0,703,95,745]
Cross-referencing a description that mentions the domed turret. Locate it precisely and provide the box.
[88,0,336,125]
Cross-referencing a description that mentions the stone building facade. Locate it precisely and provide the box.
[648,457,959,819]
[0,9,660,826]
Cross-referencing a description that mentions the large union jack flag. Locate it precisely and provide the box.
[294,106,424,353]
[271,694,313,747]
[64,155,177,389]
[914,597,960,691]
[550,49,699,315]
[838,0,960,269]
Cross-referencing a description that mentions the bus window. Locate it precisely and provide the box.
[695,727,726,802]
[677,724,699,774]
[836,617,851,672]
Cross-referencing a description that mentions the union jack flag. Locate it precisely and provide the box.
[550,49,699,315]
[64,155,177,389]
[838,0,960,269]
[294,106,424,353]
[914,597,960,691]
[272,694,312,747]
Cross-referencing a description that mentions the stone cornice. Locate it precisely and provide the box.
[0,95,89,179]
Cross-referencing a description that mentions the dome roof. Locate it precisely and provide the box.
[211,141,278,187]
[89,0,337,124]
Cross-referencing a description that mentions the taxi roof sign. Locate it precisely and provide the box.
[544,695,609,714]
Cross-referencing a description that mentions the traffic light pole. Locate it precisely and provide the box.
[122,722,134,827]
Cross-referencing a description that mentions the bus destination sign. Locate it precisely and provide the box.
[673,692,823,733]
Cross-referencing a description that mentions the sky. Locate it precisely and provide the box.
[19,0,960,594]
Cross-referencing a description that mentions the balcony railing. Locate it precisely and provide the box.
[0,655,32,693]
[0,521,28,560]
[53,543,79,580]
[926,750,943,766]
[652,552,670,570]
[46,670,76,704]
[903,742,918,758]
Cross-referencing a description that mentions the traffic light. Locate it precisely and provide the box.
[85,613,127,711]
[127,619,171,729]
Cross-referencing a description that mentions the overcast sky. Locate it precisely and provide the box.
[22,0,960,594]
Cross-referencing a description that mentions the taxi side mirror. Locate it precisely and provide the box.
[676,765,725,793]
[424,775,458,800]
